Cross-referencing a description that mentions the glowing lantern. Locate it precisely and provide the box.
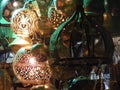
[11,8,40,37]
[48,0,76,28]
[12,44,51,85]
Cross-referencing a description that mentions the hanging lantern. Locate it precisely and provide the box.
[48,0,76,28]
[11,8,40,37]
[12,44,51,86]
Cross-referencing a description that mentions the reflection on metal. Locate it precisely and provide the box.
[9,37,32,46]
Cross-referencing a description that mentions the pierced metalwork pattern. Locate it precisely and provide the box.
[13,48,51,85]
[48,8,67,28]
[11,9,39,37]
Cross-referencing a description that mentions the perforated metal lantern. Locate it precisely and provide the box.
[12,44,51,85]
[48,0,77,28]
[11,8,40,37]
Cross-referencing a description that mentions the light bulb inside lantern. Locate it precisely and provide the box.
[44,84,49,89]
[13,1,19,7]
[29,57,36,65]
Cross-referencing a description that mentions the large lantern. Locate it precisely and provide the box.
[12,44,51,86]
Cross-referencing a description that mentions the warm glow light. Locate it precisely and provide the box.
[103,13,107,20]
[20,18,27,23]
[29,57,36,65]
[8,37,32,47]
[11,8,39,37]
[44,84,49,89]
[12,46,51,85]
[19,39,29,44]
[13,1,19,7]
[29,70,34,76]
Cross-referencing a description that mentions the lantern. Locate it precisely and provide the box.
[11,8,40,37]
[12,44,51,86]
[48,0,77,28]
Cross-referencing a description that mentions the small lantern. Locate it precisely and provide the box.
[11,8,40,37]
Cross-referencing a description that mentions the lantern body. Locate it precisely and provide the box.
[12,45,51,85]
[11,8,40,37]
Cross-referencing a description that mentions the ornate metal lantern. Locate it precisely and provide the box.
[11,8,40,37]
[12,44,51,86]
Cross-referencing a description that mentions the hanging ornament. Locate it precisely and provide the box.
[48,0,76,28]
[12,44,51,85]
[11,8,40,37]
